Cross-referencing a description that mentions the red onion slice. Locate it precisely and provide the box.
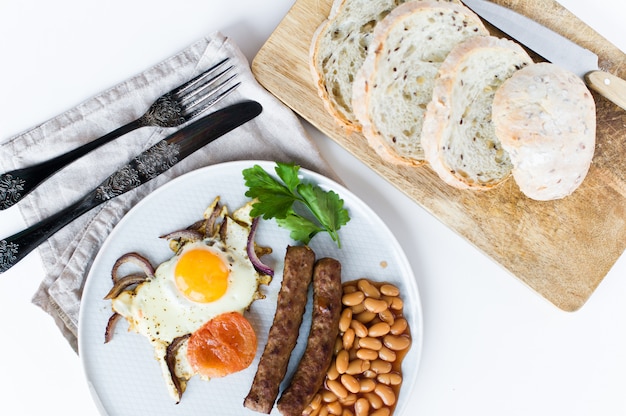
[159,229,203,242]
[247,217,274,277]
[166,334,191,403]
[111,252,154,282]
[103,273,149,300]
[104,313,122,344]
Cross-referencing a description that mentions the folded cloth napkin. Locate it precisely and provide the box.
[0,32,337,352]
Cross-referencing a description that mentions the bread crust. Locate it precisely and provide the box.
[310,0,357,132]
[353,1,486,166]
[422,36,532,189]
[493,62,596,200]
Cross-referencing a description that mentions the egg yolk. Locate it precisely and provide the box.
[187,311,257,378]
[174,248,229,303]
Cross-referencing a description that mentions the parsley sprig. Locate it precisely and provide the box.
[242,162,350,248]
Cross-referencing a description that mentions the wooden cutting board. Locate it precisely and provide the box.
[252,0,626,311]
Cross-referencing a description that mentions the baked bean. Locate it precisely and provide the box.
[381,295,394,307]
[380,284,399,296]
[339,308,353,332]
[354,398,370,416]
[336,349,349,374]
[370,408,391,416]
[328,359,339,380]
[307,405,321,416]
[358,336,382,351]
[334,337,343,355]
[390,296,403,311]
[302,405,320,416]
[377,373,402,386]
[350,302,366,314]
[355,310,377,324]
[390,317,408,335]
[327,401,343,415]
[340,374,361,394]
[370,359,392,374]
[359,378,376,393]
[362,369,378,379]
[346,359,369,375]
[342,291,364,306]
[369,316,383,325]
[350,320,368,338]
[358,279,381,298]
[378,308,395,325]
[327,379,348,399]
[364,392,383,410]
[356,348,378,361]
[343,284,357,294]
[322,390,338,403]
[342,328,355,350]
[310,393,322,409]
[364,298,388,314]
[374,383,396,406]
[378,346,397,362]
[340,393,357,407]
[383,334,410,351]
[368,322,390,337]
[319,405,329,416]
[342,410,354,416]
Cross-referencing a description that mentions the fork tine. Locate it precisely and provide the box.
[169,57,230,98]
[182,78,241,120]
[177,64,235,105]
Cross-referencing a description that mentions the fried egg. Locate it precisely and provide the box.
[108,198,270,401]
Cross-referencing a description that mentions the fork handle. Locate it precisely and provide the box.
[0,118,143,210]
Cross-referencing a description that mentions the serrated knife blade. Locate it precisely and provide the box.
[462,0,626,111]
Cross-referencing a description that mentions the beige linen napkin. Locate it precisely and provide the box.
[0,32,336,352]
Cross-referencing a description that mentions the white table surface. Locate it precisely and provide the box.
[1,1,624,415]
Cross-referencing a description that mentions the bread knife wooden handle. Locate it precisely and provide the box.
[0,100,262,273]
[585,71,626,111]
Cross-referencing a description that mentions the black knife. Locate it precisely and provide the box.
[0,100,262,273]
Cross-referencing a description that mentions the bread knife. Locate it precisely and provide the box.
[0,100,262,273]
[462,0,626,111]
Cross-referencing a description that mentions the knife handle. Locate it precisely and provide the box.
[0,194,97,273]
[585,70,626,111]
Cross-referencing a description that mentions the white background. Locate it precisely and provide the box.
[0,1,624,415]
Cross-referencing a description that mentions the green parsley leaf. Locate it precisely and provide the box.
[276,214,321,245]
[297,183,350,245]
[242,162,350,248]
[242,164,295,220]
[274,162,301,193]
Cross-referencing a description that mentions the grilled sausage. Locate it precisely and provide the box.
[244,245,316,414]
[276,257,342,416]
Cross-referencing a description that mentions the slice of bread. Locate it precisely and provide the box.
[352,1,488,166]
[310,0,461,133]
[493,62,596,201]
[421,36,533,189]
